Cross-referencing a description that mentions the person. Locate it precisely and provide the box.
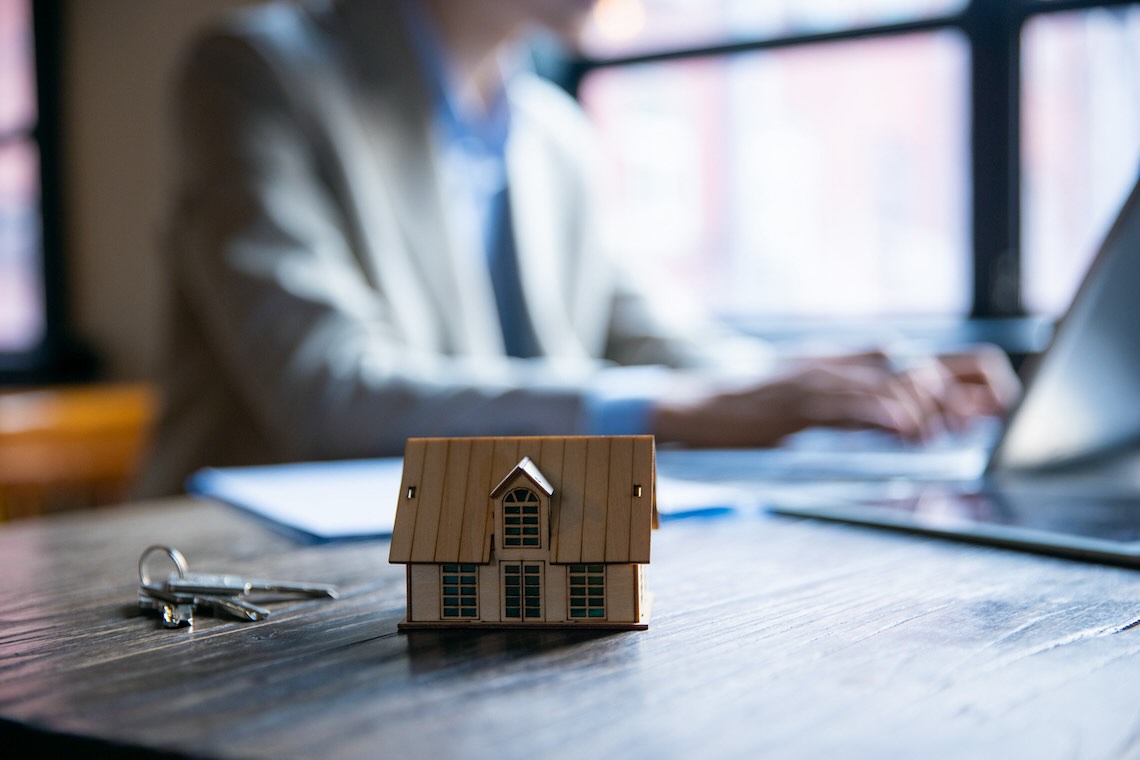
[137,0,1019,497]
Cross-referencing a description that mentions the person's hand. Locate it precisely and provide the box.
[933,345,1021,419]
[802,344,1021,432]
[649,345,1020,448]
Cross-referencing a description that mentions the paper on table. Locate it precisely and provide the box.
[187,457,752,543]
[187,459,405,542]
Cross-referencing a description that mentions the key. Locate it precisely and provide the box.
[167,571,339,599]
[197,593,271,622]
[135,545,335,629]
[142,583,271,622]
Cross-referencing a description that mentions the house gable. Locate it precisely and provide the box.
[490,457,554,500]
[491,457,554,553]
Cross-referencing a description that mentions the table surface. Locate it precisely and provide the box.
[5,488,1140,759]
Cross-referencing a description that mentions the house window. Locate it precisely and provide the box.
[502,562,543,620]
[568,564,606,619]
[440,564,478,619]
[502,487,541,548]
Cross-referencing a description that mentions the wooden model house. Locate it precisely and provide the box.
[389,436,657,629]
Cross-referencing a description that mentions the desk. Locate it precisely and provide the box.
[3,494,1140,758]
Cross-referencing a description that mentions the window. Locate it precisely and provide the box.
[502,487,541,548]
[568,564,606,619]
[0,0,43,355]
[440,564,478,619]
[1021,5,1140,315]
[565,0,1140,338]
[502,562,543,620]
[0,0,78,382]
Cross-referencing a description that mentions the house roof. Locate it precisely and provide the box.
[490,457,553,499]
[389,436,656,565]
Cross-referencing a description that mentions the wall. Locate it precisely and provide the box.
[64,0,260,380]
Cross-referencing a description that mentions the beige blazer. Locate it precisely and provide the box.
[139,0,766,496]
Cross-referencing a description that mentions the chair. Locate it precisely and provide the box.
[0,383,158,520]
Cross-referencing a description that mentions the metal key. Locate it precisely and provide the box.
[166,571,339,599]
[141,582,271,622]
[136,545,335,628]
[196,593,271,622]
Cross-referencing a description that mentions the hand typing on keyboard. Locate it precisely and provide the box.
[649,344,1020,449]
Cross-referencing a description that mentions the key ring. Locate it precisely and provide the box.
[138,545,189,587]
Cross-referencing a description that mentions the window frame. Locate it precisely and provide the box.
[568,564,606,620]
[502,486,543,549]
[557,0,1140,355]
[440,564,479,620]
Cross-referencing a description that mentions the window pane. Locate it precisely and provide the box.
[580,31,970,320]
[0,139,43,351]
[581,0,968,58]
[1021,7,1140,316]
[0,0,36,133]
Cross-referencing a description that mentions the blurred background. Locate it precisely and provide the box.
[573,0,1140,342]
[0,0,1138,513]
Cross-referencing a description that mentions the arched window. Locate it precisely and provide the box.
[502,487,540,548]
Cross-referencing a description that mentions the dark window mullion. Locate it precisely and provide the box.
[32,0,62,347]
[964,0,1023,317]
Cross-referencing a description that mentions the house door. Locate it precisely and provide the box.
[501,562,543,621]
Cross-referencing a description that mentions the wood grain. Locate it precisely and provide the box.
[629,435,655,559]
[581,438,610,562]
[604,436,633,563]
[388,440,425,562]
[434,438,471,560]
[554,437,587,564]
[5,497,1140,758]
[408,440,447,561]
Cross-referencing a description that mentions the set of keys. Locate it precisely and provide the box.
[138,545,339,629]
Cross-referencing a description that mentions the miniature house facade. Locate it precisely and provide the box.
[389,436,657,630]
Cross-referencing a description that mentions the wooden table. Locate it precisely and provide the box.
[4,492,1140,758]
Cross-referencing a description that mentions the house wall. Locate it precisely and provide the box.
[408,565,441,623]
[545,563,568,623]
[406,562,643,625]
[606,564,640,623]
[479,563,500,623]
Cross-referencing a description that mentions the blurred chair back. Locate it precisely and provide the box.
[0,383,158,520]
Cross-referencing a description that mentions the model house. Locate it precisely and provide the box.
[389,436,657,629]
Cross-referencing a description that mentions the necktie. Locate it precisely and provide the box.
[487,186,539,358]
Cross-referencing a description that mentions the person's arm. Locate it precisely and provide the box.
[650,347,1021,447]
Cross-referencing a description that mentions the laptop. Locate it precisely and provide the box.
[751,175,1140,566]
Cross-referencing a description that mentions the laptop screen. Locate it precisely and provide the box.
[990,175,1140,471]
